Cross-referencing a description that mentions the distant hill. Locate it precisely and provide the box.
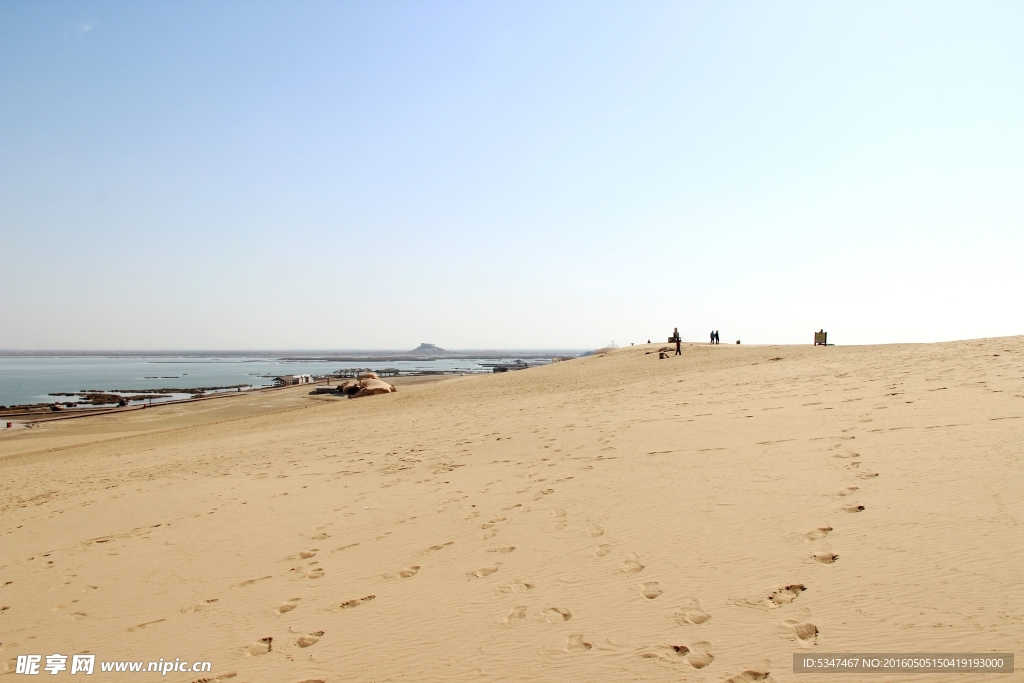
[407,343,446,355]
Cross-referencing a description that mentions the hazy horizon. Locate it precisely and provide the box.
[3,331,1023,355]
[0,347,589,355]
[3,2,1022,349]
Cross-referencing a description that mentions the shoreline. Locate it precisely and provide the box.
[0,356,562,414]
[0,372,463,428]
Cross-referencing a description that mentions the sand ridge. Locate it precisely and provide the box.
[1,338,1022,682]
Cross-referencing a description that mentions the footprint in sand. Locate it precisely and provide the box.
[237,576,272,587]
[488,546,516,554]
[125,618,166,633]
[674,597,711,625]
[857,471,879,479]
[333,543,360,553]
[336,595,376,610]
[422,542,454,554]
[803,527,832,541]
[785,618,819,646]
[586,523,605,538]
[295,631,324,648]
[725,664,774,682]
[505,606,528,623]
[471,564,501,578]
[593,544,611,558]
[640,582,663,599]
[500,580,534,593]
[384,565,420,579]
[275,598,301,615]
[550,508,568,529]
[244,637,272,656]
[766,584,806,607]
[565,634,592,652]
[622,557,645,573]
[639,644,692,661]
[190,673,237,683]
[542,607,572,622]
[842,504,865,513]
[182,598,219,614]
[286,549,317,560]
[812,551,839,564]
[836,487,859,497]
[305,567,324,579]
[684,641,715,669]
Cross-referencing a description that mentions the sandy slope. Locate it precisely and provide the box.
[1,338,1022,683]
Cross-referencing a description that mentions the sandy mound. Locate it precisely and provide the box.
[353,378,397,397]
[336,376,397,398]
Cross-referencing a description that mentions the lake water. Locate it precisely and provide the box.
[0,356,550,408]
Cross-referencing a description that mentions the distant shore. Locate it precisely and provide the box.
[0,372,460,423]
[0,349,584,360]
[0,353,573,410]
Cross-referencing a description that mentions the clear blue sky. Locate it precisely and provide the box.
[2,2,1022,349]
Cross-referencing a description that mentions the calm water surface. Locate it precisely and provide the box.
[0,356,541,407]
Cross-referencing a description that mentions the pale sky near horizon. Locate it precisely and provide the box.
[2,2,1022,350]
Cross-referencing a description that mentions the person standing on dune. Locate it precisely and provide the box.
[672,328,682,355]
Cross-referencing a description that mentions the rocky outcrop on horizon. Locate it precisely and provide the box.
[405,343,446,355]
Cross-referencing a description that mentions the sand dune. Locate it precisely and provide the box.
[2,338,1022,682]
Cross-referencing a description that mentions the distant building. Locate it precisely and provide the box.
[275,374,314,386]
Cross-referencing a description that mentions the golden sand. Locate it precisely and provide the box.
[2,338,1022,682]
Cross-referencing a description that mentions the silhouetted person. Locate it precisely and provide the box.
[710,330,714,345]
[714,330,720,345]
[672,328,682,355]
